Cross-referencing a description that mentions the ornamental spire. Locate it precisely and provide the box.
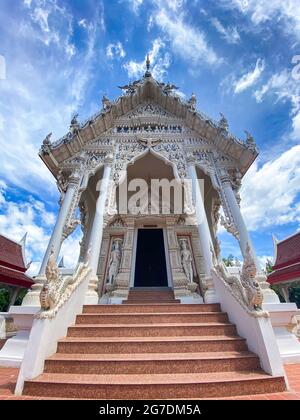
[145,54,151,77]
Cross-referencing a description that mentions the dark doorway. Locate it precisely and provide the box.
[134,229,168,288]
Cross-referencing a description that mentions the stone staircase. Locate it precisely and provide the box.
[22,302,286,399]
[123,287,180,304]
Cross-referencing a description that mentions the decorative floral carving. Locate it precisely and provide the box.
[126,103,172,118]
[109,217,127,228]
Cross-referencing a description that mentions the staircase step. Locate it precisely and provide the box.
[44,352,261,375]
[23,371,286,400]
[123,300,181,304]
[83,304,221,314]
[76,312,229,325]
[67,323,237,338]
[57,336,248,354]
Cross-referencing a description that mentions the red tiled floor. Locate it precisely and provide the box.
[0,364,300,400]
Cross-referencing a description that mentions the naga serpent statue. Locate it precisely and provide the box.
[40,248,75,311]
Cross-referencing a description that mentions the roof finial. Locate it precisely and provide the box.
[145,54,151,77]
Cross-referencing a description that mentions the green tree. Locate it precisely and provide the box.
[222,254,235,267]
[265,259,274,275]
[0,288,10,312]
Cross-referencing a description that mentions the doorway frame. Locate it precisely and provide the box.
[130,227,173,288]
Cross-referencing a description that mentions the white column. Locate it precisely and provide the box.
[85,156,113,304]
[188,162,214,276]
[188,159,219,303]
[220,175,259,269]
[39,173,80,276]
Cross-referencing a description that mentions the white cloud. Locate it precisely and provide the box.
[221,0,300,39]
[211,18,241,44]
[254,69,300,140]
[234,58,265,94]
[123,38,171,80]
[240,145,300,231]
[127,0,144,14]
[106,42,126,60]
[0,184,81,275]
[78,19,87,29]
[154,8,221,67]
[0,2,105,196]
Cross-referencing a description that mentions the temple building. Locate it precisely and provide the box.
[0,234,33,309]
[268,233,300,303]
[33,59,264,307]
[3,59,300,399]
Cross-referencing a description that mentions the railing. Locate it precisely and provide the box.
[15,257,91,395]
[211,246,284,377]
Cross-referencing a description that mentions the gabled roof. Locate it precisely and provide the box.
[39,70,258,179]
[0,234,33,288]
[0,234,27,271]
[273,232,300,270]
[268,232,300,285]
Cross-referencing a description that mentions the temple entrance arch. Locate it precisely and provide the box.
[116,150,184,216]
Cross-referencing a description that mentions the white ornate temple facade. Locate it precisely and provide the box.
[28,62,273,308]
[7,61,300,397]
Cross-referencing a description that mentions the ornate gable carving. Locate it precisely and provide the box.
[125,103,173,118]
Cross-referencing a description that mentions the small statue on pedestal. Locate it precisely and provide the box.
[179,239,194,283]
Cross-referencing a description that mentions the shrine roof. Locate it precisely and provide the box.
[268,232,300,285]
[0,234,33,288]
[0,265,33,288]
[0,234,27,271]
[39,69,258,179]
[268,263,300,285]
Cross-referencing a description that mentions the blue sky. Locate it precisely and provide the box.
[0,0,300,274]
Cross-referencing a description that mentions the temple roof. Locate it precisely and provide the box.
[0,234,33,288]
[268,232,300,285]
[39,65,258,179]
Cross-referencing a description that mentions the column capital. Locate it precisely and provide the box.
[186,153,196,166]
[104,153,114,166]
[219,168,231,185]
[68,170,82,187]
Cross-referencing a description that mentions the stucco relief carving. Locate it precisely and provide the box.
[179,239,194,284]
[107,238,123,287]
[109,217,127,228]
[153,143,187,179]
